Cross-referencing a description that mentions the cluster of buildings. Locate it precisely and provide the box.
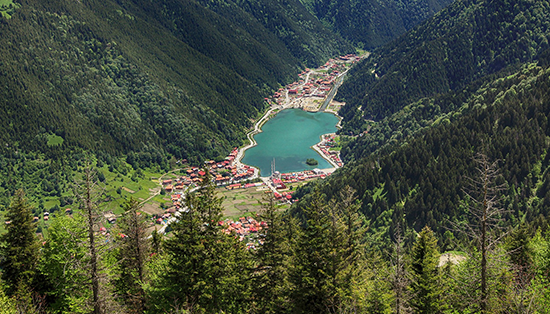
[273,190,295,201]
[278,169,328,183]
[266,54,363,107]
[315,134,343,167]
[154,148,261,223]
[162,148,257,194]
[220,216,268,249]
[226,182,264,190]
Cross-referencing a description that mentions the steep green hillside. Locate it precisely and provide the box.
[0,0,351,164]
[295,57,550,247]
[194,0,352,67]
[300,0,453,48]
[338,0,550,129]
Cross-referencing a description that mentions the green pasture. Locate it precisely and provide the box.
[218,187,268,218]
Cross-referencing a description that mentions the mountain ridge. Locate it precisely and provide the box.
[337,0,550,128]
[0,0,351,164]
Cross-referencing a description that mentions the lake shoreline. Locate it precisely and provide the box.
[235,53,366,175]
[240,109,340,175]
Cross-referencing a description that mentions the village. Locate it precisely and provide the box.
[266,53,364,113]
[22,53,362,245]
[140,53,369,240]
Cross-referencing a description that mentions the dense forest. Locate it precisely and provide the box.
[297,56,550,243]
[4,0,550,312]
[337,0,550,129]
[0,0,351,166]
[1,172,549,313]
[299,0,453,49]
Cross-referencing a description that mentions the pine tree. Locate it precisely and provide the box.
[251,194,289,314]
[461,152,507,313]
[331,186,365,311]
[71,163,117,313]
[290,188,365,313]
[391,224,410,314]
[0,190,40,296]
[114,198,149,313]
[151,228,163,255]
[409,226,441,314]
[290,193,331,314]
[151,172,251,313]
[76,166,102,314]
[40,213,90,312]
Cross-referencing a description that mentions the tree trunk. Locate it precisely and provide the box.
[85,169,101,314]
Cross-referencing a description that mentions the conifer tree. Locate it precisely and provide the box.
[290,188,365,313]
[461,152,507,313]
[150,172,251,313]
[151,228,163,255]
[114,198,149,313]
[0,189,40,297]
[290,193,331,314]
[391,224,410,314]
[78,166,102,314]
[252,194,289,314]
[40,213,90,312]
[409,226,441,314]
[71,163,117,313]
[364,261,392,314]
[330,186,365,311]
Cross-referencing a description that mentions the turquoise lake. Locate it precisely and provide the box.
[242,109,339,176]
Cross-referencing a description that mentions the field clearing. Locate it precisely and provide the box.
[218,187,271,218]
[141,202,163,216]
[439,252,467,267]
[121,187,135,193]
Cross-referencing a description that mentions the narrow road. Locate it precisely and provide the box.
[319,72,346,112]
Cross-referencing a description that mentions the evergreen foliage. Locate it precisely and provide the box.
[296,59,550,248]
[408,226,441,314]
[3,0,550,311]
[289,193,334,313]
[300,0,452,49]
[0,0,350,165]
[0,190,40,296]
[251,195,290,314]
[0,168,547,313]
[113,198,149,313]
[146,173,252,313]
[289,189,364,313]
[338,0,550,127]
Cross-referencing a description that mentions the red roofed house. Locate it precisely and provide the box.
[272,179,286,189]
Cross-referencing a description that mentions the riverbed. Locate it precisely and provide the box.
[241,109,338,176]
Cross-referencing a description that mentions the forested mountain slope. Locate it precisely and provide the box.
[0,0,351,164]
[300,0,453,48]
[337,0,550,131]
[295,57,550,247]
